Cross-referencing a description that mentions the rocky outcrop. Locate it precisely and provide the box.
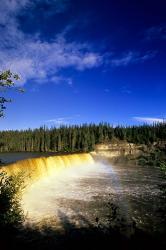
[94,142,142,158]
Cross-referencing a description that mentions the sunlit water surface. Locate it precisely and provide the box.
[20,160,164,232]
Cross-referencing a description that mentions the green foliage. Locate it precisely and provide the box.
[159,162,166,175]
[0,70,21,117]
[138,147,166,175]
[0,70,25,228]
[0,171,25,228]
[0,122,165,153]
[138,156,149,166]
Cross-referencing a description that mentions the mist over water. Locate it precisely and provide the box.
[21,161,115,226]
[3,153,164,232]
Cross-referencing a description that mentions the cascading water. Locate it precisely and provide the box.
[1,153,162,233]
[1,153,132,229]
[2,153,105,227]
[2,153,94,182]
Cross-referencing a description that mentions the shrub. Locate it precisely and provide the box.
[0,171,25,228]
[159,162,166,175]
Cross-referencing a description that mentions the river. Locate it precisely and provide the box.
[0,152,165,235]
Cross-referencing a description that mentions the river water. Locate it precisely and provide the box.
[0,152,165,234]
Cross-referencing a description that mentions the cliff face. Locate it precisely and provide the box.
[94,142,142,158]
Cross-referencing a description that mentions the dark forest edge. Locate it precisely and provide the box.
[0,122,165,153]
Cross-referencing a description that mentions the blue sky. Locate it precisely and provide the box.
[0,0,166,130]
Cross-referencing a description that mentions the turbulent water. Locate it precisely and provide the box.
[2,153,94,181]
[2,153,165,233]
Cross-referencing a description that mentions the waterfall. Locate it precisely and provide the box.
[1,153,94,183]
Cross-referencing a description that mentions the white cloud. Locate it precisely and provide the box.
[111,51,156,67]
[48,75,73,86]
[46,115,80,126]
[133,117,164,124]
[0,35,103,85]
[0,0,104,85]
[121,86,131,94]
[0,0,156,86]
[145,24,166,40]
[46,118,69,126]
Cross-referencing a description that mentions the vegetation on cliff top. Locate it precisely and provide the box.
[0,122,165,153]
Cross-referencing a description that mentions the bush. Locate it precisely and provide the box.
[0,171,25,228]
[159,162,166,175]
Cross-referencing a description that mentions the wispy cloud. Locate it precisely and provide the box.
[0,0,104,85]
[0,0,158,86]
[145,24,166,40]
[111,51,157,67]
[46,117,70,126]
[133,116,164,124]
[42,75,73,86]
[121,86,132,94]
[45,115,80,126]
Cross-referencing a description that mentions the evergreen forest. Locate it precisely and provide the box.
[0,122,165,153]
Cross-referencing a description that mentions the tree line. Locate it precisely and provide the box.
[0,122,165,153]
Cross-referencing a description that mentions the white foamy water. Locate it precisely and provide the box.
[21,162,115,224]
[21,159,163,232]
